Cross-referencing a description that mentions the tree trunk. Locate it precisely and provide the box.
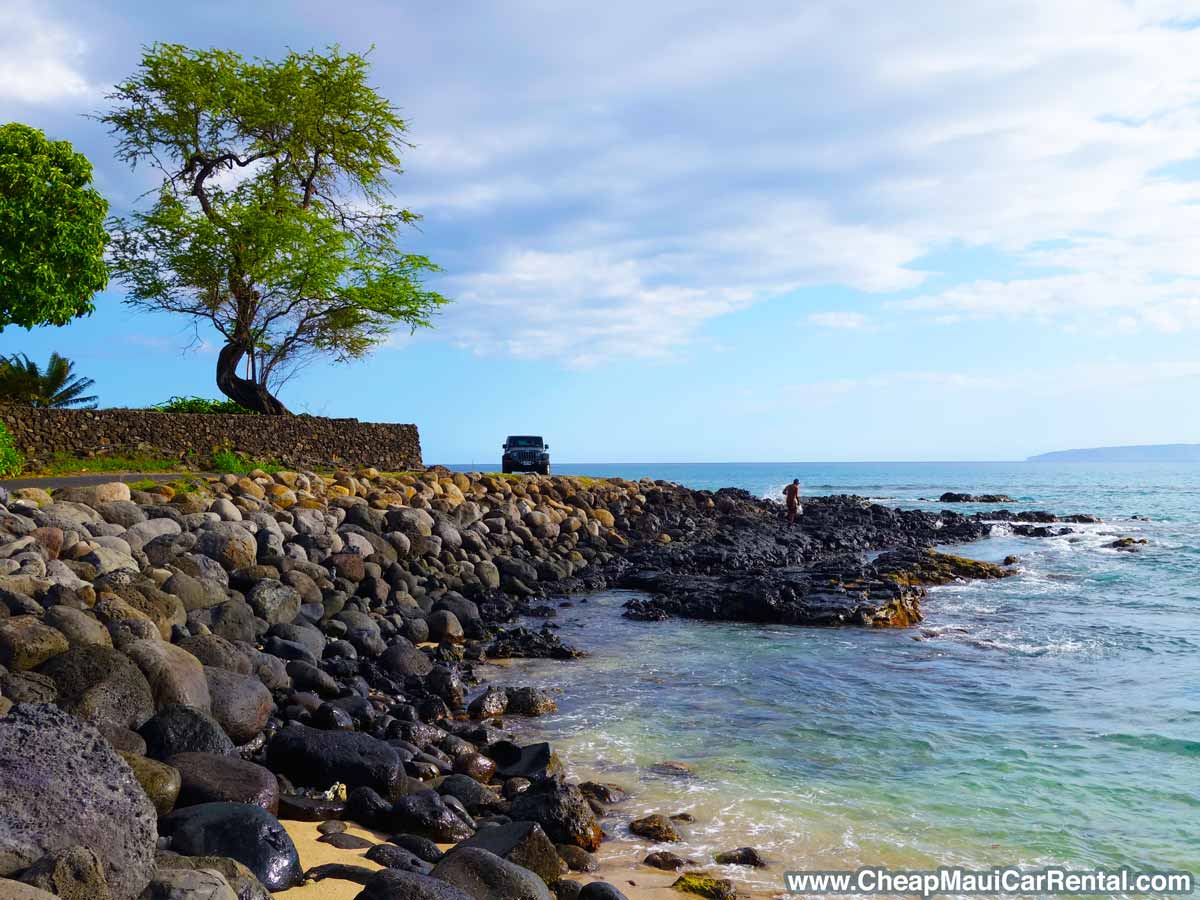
[216,342,290,415]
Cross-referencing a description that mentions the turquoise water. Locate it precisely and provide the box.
[471,463,1200,892]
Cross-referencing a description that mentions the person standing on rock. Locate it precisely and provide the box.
[783,479,802,526]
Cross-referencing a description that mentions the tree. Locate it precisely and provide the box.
[0,352,98,408]
[0,123,108,329]
[103,44,448,414]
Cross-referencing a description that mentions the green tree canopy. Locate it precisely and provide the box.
[0,123,108,329]
[103,44,448,414]
[0,352,98,408]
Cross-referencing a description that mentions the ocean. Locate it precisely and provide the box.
[455,462,1199,893]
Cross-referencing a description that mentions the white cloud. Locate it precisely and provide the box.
[808,311,870,330]
[0,2,90,105]
[394,0,1200,360]
[895,272,1200,335]
[434,198,925,364]
[19,0,1200,364]
[439,248,756,366]
[778,360,1200,408]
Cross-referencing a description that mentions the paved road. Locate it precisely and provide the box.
[0,472,210,491]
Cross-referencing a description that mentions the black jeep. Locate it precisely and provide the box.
[502,435,550,474]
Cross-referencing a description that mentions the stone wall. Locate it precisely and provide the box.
[0,405,422,471]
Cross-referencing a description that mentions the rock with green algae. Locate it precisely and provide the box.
[119,752,181,817]
[154,850,271,900]
[671,872,737,899]
[629,814,681,842]
[876,548,1014,587]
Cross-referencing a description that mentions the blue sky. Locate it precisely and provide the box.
[3,0,1200,462]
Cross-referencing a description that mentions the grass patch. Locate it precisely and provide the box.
[30,453,186,477]
[0,422,24,478]
[127,476,203,494]
[210,448,284,475]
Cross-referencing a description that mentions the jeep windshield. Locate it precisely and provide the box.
[507,436,544,448]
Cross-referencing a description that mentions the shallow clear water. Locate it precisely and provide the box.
[466,463,1200,892]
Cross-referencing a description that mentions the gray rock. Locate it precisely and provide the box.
[245,580,300,626]
[140,868,237,900]
[380,638,432,677]
[386,507,434,538]
[555,845,598,873]
[505,687,557,717]
[202,599,259,644]
[204,667,272,744]
[431,847,553,900]
[578,884,629,900]
[0,704,157,900]
[43,607,111,648]
[124,519,181,553]
[125,639,211,713]
[267,622,325,659]
[0,671,57,705]
[153,852,271,900]
[39,645,155,730]
[428,666,465,709]
[120,753,181,817]
[18,845,112,900]
[431,596,480,626]
[139,705,235,760]
[454,822,566,884]
[303,863,376,885]
[267,723,407,800]
[0,616,68,671]
[365,844,432,874]
[178,635,252,675]
[356,868,475,900]
[163,573,223,612]
[390,791,474,843]
[158,803,301,892]
[474,561,500,591]
[169,752,279,813]
[468,687,508,719]
[209,500,242,522]
[507,779,600,852]
[436,775,506,817]
[80,547,138,577]
[193,526,257,572]
[488,742,565,782]
[284,660,337,697]
[237,645,290,690]
[427,611,463,644]
[96,500,147,528]
[0,878,60,899]
[180,554,230,587]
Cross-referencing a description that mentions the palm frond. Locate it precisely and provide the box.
[0,353,98,408]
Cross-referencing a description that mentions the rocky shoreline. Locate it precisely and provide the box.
[0,469,1099,900]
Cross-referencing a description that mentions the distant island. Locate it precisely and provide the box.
[1028,443,1200,462]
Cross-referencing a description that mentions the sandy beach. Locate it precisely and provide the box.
[279,817,780,899]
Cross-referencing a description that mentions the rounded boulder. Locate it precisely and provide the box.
[203,666,273,744]
[0,704,157,900]
[124,640,211,713]
[38,645,155,730]
[158,802,301,892]
[169,752,280,814]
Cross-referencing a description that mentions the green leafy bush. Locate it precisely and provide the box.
[0,422,25,477]
[0,123,108,329]
[152,396,256,415]
[210,448,282,475]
